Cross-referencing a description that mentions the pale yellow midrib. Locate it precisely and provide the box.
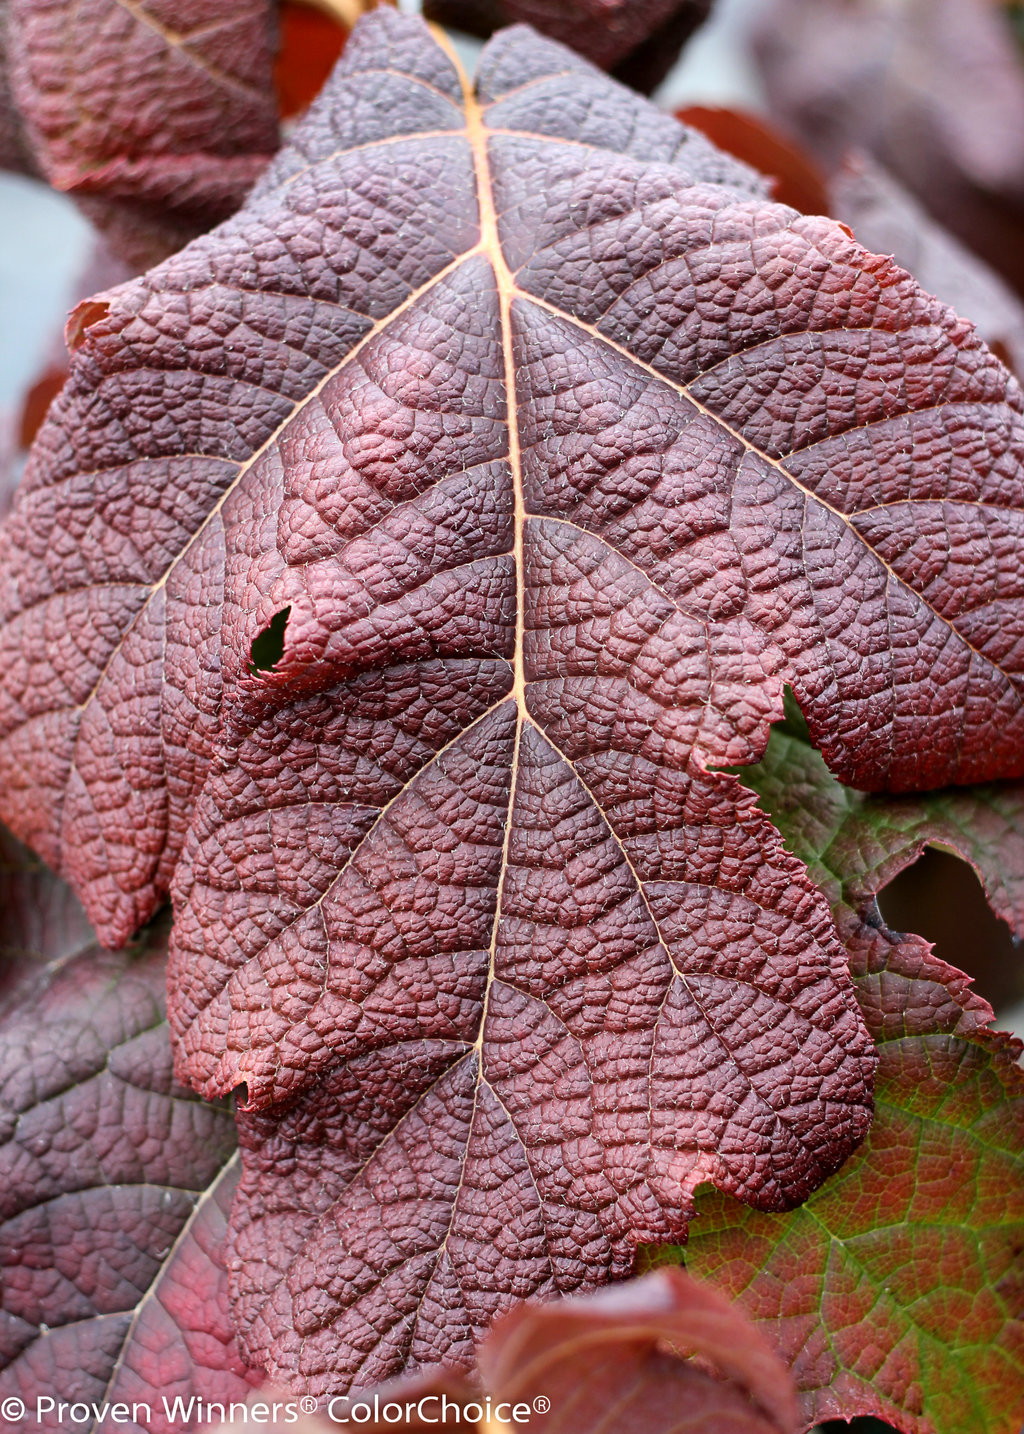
[430,28,524,1058]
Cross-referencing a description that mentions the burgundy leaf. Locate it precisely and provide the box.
[0,919,250,1432]
[478,1268,799,1434]
[2,15,1023,957]
[831,152,1024,380]
[0,13,765,949]
[3,0,280,267]
[420,0,713,93]
[7,9,1024,1393]
[260,1268,800,1433]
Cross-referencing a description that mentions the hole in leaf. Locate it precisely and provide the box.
[877,846,1024,1017]
[248,606,290,673]
[815,1419,902,1433]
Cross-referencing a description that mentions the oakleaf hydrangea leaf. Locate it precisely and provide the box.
[0,916,249,1431]
[672,723,1024,1434]
[8,8,1024,1396]
[2,0,280,266]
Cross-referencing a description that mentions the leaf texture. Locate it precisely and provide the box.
[684,1032,1024,1434]
[0,920,252,1432]
[3,0,280,267]
[3,14,1024,955]
[281,1268,801,1434]
[7,8,1024,1393]
[831,152,1024,381]
[673,723,1024,1434]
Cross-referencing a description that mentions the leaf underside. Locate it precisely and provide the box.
[5,7,1024,1396]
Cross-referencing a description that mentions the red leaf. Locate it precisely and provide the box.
[274,3,348,121]
[15,366,68,452]
[4,0,280,267]
[830,152,1024,381]
[7,10,1024,1394]
[276,1268,801,1433]
[476,1268,800,1434]
[0,913,252,1430]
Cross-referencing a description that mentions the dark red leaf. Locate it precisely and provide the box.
[421,0,712,92]
[476,1267,800,1434]
[3,0,280,267]
[268,1268,801,1433]
[0,915,251,1431]
[8,10,1024,1394]
[830,152,1024,380]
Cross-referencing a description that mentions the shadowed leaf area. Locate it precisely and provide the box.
[0,841,250,1432]
[878,848,1024,1015]
[3,5,1024,1406]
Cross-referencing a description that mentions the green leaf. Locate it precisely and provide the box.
[677,1028,1024,1434]
[646,722,1024,1434]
